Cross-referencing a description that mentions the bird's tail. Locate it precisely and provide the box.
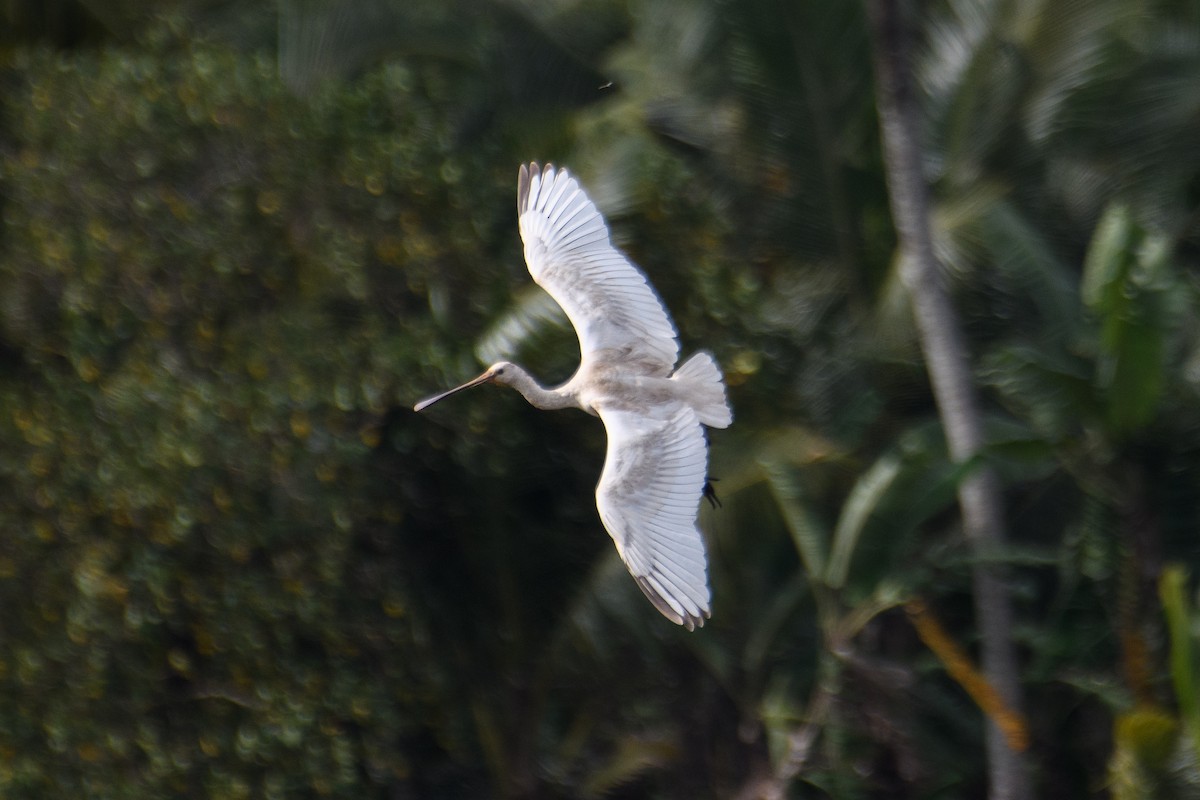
[672,351,733,429]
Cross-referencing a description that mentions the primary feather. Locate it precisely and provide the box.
[594,403,711,630]
[518,163,680,373]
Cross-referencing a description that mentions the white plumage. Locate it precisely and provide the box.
[518,163,680,372]
[415,162,732,630]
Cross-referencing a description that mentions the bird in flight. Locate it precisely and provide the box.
[415,162,732,630]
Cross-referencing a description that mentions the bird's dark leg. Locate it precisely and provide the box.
[703,477,722,510]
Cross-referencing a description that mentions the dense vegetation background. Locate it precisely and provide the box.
[2,0,1200,797]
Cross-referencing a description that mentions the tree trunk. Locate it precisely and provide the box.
[865,2,1033,798]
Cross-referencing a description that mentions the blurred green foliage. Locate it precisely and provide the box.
[1108,568,1200,800]
[1,0,1200,798]
[0,29,517,798]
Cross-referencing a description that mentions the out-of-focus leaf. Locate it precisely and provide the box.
[825,452,901,589]
[1106,324,1167,434]
[924,17,1024,181]
[1082,202,1138,315]
[1082,202,1176,435]
[1109,707,1200,800]
[1020,0,1142,147]
[979,344,1095,441]
[1110,708,1181,800]
[474,283,571,365]
[762,460,828,578]
[1161,567,1200,740]
[978,200,1080,337]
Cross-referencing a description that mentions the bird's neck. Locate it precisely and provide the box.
[506,366,578,411]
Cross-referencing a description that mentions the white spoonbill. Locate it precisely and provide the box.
[415,162,732,630]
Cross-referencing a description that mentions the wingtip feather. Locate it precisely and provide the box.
[514,159,681,370]
[635,574,709,631]
[518,162,531,214]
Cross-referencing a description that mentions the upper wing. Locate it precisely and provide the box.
[518,162,679,374]
[594,403,711,629]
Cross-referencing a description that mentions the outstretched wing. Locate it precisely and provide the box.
[517,162,679,375]
[594,403,711,629]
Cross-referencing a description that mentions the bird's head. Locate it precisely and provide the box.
[484,361,517,386]
[413,362,515,412]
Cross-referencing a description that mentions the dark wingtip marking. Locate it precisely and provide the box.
[635,575,707,631]
[518,162,533,214]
